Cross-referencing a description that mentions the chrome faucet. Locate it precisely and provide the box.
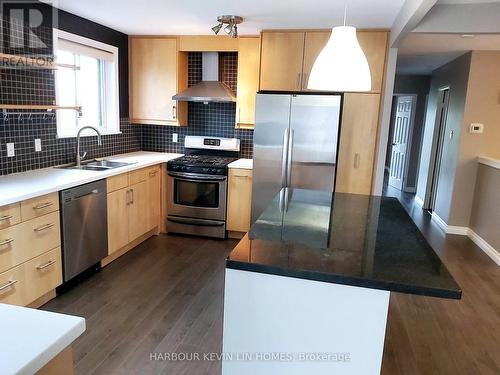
[76,126,102,167]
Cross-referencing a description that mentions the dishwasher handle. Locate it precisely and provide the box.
[74,189,100,200]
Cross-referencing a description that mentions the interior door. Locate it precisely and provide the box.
[251,94,292,224]
[388,96,414,190]
[288,94,341,192]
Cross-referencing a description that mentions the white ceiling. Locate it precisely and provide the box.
[55,0,406,35]
[397,33,500,75]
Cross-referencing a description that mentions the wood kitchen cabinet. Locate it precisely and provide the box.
[129,37,187,126]
[259,32,305,91]
[236,37,260,128]
[227,168,253,236]
[106,165,161,258]
[0,192,62,308]
[260,30,388,94]
[336,93,381,195]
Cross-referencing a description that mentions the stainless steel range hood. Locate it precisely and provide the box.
[172,52,236,103]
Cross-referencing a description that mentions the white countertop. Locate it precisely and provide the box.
[0,151,182,207]
[0,304,86,375]
[478,156,500,170]
[228,158,253,170]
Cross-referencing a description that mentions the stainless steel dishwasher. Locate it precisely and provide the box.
[60,179,108,282]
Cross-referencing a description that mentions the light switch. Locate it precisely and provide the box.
[35,139,42,152]
[469,123,484,134]
[173,133,178,143]
[7,143,15,157]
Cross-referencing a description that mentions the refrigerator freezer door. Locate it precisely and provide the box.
[288,94,341,192]
[251,94,292,224]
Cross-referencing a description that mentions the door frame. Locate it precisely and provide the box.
[424,86,450,210]
[388,93,417,192]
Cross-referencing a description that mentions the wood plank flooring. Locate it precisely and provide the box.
[43,193,500,374]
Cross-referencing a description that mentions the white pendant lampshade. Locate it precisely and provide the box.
[307,26,371,92]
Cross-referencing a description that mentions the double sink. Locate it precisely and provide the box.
[57,159,136,171]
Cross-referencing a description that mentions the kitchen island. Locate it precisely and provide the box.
[222,189,461,375]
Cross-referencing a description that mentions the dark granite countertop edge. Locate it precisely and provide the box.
[226,259,462,300]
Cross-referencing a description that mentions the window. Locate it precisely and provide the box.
[54,30,120,138]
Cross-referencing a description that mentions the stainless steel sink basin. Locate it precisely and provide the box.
[56,159,136,171]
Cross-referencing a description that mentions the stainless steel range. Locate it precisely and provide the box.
[166,136,240,238]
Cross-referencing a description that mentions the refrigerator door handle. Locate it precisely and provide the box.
[286,129,294,187]
[281,128,290,188]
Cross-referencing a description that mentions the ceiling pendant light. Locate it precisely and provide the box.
[307,6,371,92]
[212,15,243,38]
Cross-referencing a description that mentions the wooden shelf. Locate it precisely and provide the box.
[0,53,79,70]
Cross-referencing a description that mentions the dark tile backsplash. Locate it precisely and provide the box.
[0,21,253,176]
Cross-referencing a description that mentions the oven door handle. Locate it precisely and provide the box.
[167,217,225,227]
[168,172,227,182]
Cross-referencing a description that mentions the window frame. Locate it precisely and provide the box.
[53,29,120,138]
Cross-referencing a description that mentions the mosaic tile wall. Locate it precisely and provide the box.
[141,52,254,159]
[0,17,141,176]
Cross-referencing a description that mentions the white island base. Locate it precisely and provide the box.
[222,269,390,375]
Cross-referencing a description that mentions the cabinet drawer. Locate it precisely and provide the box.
[0,211,61,273]
[107,173,129,193]
[129,166,159,185]
[229,168,253,179]
[20,193,59,221]
[0,247,62,306]
[0,203,21,230]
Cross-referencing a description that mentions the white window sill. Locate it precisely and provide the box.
[56,131,122,139]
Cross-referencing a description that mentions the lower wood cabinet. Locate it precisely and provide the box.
[227,168,253,234]
[107,165,161,256]
[0,247,62,306]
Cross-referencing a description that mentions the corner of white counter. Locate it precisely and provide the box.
[228,158,253,170]
[0,304,86,375]
[478,156,500,170]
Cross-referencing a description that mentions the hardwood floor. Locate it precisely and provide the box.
[42,194,500,374]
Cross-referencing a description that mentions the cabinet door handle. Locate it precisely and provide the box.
[296,73,301,90]
[303,72,308,89]
[0,238,14,247]
[0,215,13,222]
[34,223,55,232]
[33,202,53,210]
[126,189,131,205]
[37,260,56,270]
[130,189,134,205]
[0,279,17,292]
[354,153,361,169]
[172,105,177,119]
[149,171,158,177]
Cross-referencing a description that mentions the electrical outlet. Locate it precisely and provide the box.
[35,139,42,152]
[173,133,178,143]
[7,143,15,157]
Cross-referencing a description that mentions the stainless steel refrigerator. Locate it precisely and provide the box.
[251,93,342,225]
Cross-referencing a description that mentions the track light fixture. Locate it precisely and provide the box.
[212,15,243,38]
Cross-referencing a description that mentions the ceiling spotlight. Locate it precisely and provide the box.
[213,15,243,38]
[212,23,223,35]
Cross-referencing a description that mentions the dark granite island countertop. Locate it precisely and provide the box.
[226,188,462,299]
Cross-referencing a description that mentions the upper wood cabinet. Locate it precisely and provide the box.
[129,37,187,126]
[236,37,260,128]
[259,32,305,91]
[336,93,381,195]
[260,30,388,93]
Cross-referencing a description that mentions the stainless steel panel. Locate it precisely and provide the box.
[289,94,341,191]
[166,172,227,222]
[166,216,226,238]
[251,94,292,224]
[60,180,108,282]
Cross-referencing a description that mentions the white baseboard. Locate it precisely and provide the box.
[430,213,500,266]
[468,229,500,266]
[431,212,469,235]
[414,195,424,208]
